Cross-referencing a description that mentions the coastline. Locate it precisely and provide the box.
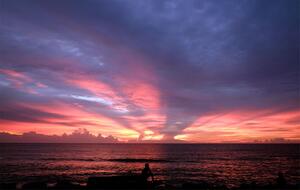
[1,174,299,190]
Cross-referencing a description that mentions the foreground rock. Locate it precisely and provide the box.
[1,175,299,190]
[87,175,154,189]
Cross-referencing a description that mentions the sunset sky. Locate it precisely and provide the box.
[0,0,299,143]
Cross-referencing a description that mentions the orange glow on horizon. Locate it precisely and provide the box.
[1,103,299,142]
[178,110,300,142]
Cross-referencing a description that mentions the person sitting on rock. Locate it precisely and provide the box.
[276,172,286,187]
[141,163,154,182]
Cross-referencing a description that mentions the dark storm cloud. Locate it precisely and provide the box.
[0,0,298,138]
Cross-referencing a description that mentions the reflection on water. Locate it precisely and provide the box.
[0,144,299,187]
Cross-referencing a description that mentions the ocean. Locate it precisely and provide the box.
[0,144,299,188]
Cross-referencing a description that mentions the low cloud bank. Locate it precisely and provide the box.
[0,129,118,143]
[1,130,298,143]
[254,138,300,144]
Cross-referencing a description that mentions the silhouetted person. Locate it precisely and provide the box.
[276,172,286,187]
[141,163,154,182]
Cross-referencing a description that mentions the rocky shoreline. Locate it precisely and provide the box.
[1,174,299,190]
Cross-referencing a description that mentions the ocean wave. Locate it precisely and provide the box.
[41,158,96,161]
[107,158,174,163]
[40,158,174,163]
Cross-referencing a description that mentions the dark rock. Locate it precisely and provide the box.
[22,182,47,189]
[181,182,211,190]
[52,180,82,189]
[214,184,229,190]
[0,182,16,189]
[87,175,151,189]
